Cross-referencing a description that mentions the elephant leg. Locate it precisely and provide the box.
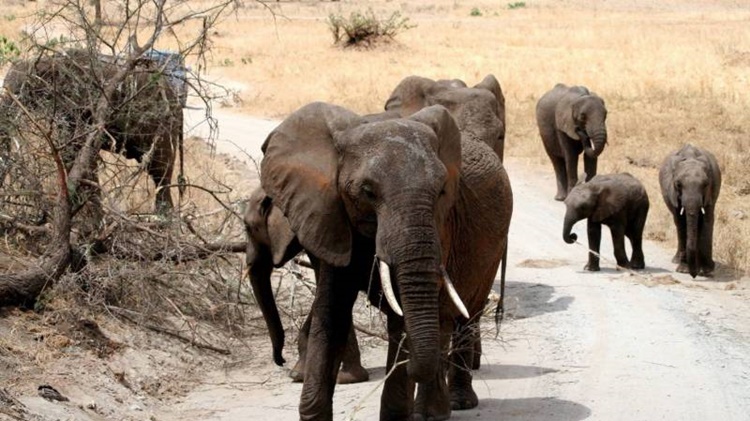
[337,326,369,384]
[628,208,647,270]
[610,224,630,269]
[550,155,568,201]
[672,211,687,265]
[146,143,175,214]
[414,315,453,421]
[448,320,479,411]
[299,264,359,421]
[562,143,580,195]
[583,154,597,181]
[585,220,601,271]
[471,323,482,370]
[379,312,414,421]
[290,312,312,383]
[699,207,716,276]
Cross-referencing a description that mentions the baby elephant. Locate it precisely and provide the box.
[562,173,649,271]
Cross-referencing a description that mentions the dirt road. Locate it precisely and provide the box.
[171,108,750,421]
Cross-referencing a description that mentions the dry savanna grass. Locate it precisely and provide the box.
[1,0,748,278]
[195,0,750,276]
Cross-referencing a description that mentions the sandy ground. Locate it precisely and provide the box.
[158,108,750,421]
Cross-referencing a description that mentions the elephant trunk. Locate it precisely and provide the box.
[583,127,607,158]
[685,205,701,278]
[247,250,286,366]
[381,200,442,383]
[563,211,580,244]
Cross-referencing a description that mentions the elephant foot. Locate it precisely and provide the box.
[337,364,369,384]
[584,262,600,272]
[616,260,630,270]
[289,359,305,383]
[675,263,690,274]
[411,412,450,421]
[671,252,683,264]
[450,387,478,410]
[554,192,567,201]
[699,268,714,278]
[629,260,645,270]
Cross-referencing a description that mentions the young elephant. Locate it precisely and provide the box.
[536,84,608,201]
[562,173,649,271]
[659,144,722,277]
[243,187,369,384]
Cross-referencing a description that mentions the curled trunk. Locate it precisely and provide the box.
[563,213,579,244]
[583,127,607,158]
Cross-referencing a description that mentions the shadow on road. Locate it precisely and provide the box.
[497,281,574,320]
[451,397,591,421]
[473,364,557,380]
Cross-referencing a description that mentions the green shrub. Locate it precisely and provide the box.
[0,36,20,65]
[508,2,527,9]
[327,9,414,48]
[470,7,482,16]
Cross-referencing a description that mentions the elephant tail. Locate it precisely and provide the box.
[494,241,508,337]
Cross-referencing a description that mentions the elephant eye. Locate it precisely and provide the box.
[361,183,377,201]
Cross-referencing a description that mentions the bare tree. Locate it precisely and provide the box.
[0,0,242,307]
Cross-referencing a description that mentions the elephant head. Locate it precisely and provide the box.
[384,74,505,160]
[556,86,607,159]
[661,145,721,277]
[260,103,462,381]
[562,176,622,243]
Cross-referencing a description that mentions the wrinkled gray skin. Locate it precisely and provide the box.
[563,173,650,272]
[536,83,608,201]
[243,187,369,385]
[0,50,183,214]
[384,74,507,371]
[659,144,722,278]
[261,103,512,420]
[384,74,506,161]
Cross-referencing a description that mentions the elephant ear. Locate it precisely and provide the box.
[407,105,462,202]
[555,92,581,140]
[260,102,361,267]
[473,74,505,121]
[385,76,438,116]
[591,183,625,222]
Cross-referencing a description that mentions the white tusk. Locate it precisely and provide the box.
[701,207,706,215]
[442,268,470,319]
[379,260,403,317]
[680,207,684,216]
[589,138,595,150]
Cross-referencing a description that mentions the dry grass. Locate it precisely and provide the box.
[188,0,750,276]
[1,0,748,276]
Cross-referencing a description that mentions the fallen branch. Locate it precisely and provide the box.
[107,305,231,355]
[353,322,387,341]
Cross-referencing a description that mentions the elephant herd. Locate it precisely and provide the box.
[0,49,723,420]
[245,78,723,420]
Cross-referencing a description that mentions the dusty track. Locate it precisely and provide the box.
[162,108,750,420]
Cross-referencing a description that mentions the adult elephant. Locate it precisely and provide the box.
[659,144,722,278]
[260,103,512,420]
[536,83,608,201]
[243,186,369,385]
[0,49,183,214]
[384,74,506,161]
